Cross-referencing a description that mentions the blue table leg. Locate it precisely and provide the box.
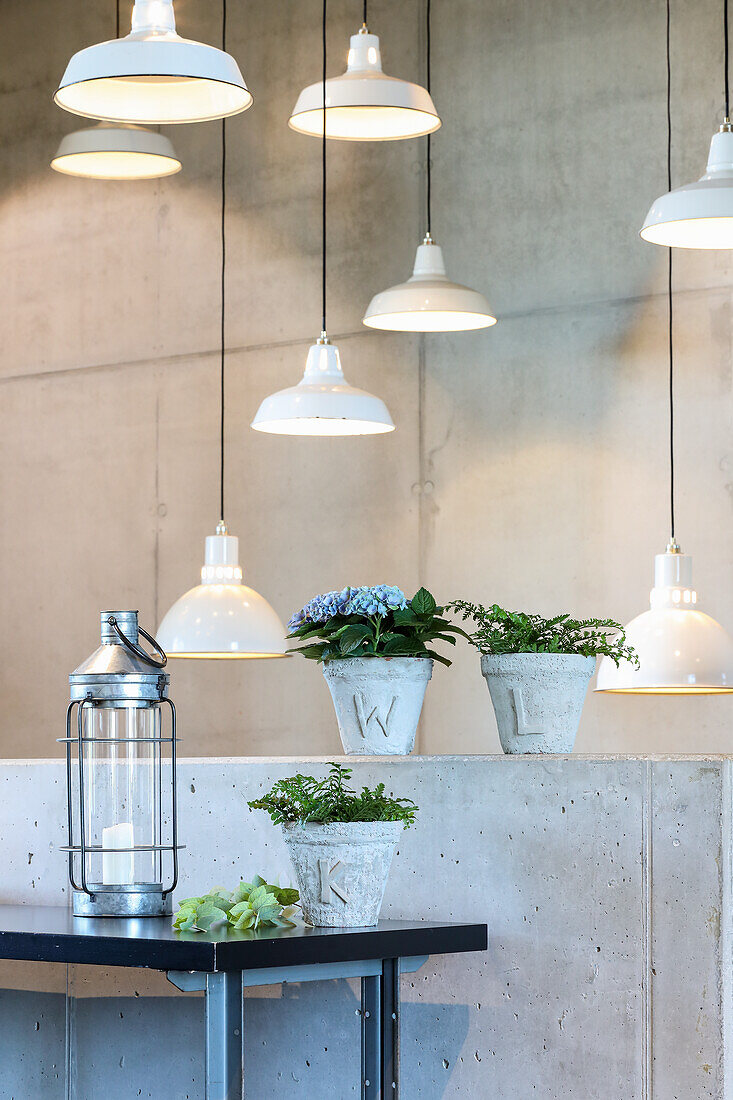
[381,958,399,1097]
[362,959,400,1099]
[205,971,244,1100]
[361,973,381,1099]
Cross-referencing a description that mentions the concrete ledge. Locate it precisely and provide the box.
[0,755,730,1097]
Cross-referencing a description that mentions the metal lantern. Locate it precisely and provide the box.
[62,611,180,918]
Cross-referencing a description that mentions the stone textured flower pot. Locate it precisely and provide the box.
[282,820,402,927]
[480,653,596,754]
[323,656,433,755]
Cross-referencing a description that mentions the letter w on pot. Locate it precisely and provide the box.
[354,692,397,738]
[319,859,350,904]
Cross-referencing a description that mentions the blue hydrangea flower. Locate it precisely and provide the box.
[289,585,407,630]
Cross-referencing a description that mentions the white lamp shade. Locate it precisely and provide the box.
[51,123,181,179]
[55,0,251,125]
[596,548,733,693]
[251,339,395,436]
[363,237,497,332]
[156,531,286,658]
[641,127,733,248]
[288,28,440,141]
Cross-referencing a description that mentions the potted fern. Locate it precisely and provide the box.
[248,764,417,927]
[451,602,637,754]
[288,585,465,755]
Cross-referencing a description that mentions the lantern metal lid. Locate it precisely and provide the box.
[70,611,169,704]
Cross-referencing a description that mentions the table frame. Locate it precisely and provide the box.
[168,954,427,1100]
[0,906,486,1100]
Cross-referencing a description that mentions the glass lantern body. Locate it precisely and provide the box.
[79,702,163,889]
[64,611,179,917]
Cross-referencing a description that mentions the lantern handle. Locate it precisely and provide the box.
[107,616,168,669]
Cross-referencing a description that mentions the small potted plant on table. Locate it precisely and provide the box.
[248,763,417,927]
[451,602,638,754]
[288,585,464,755]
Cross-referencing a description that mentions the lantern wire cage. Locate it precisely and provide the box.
[60,612,183,917]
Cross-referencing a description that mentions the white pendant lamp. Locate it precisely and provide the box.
[596,251,733,692]
[641,0,733,248]
[55,0,251,125]
[157,523,287,658]
[596,540,733,693]
[253,0,394,437]
[288,0,439,142]
[157,51,285,660]
[252,335,393,435]
[364,233,496,332]
[363,0,495,333]
[51,122,181,180]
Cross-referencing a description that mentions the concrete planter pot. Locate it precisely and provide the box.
[480,653,596,754]
[323,656,433,755]
[282,820,402,927]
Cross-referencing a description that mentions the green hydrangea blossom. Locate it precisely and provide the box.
[172,875,300,933]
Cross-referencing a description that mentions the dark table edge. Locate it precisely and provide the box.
[0,922,488,974]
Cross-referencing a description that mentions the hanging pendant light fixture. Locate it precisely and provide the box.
[597,5,733,693]
[252,0,393,437]
[52,2,181,180]
[363,0,495,333]
[55,0,251,126]
[595,256,733,691]
[288,0,439,141]
[51,123,181,180]
[641,0,733,247]
[157,3,286,660]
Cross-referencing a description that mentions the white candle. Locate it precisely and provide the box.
[102,822,135,885]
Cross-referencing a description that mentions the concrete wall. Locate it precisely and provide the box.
[1,755,733,1098]
[2,0,733,757]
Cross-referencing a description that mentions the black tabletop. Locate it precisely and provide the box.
[0,905,487,973]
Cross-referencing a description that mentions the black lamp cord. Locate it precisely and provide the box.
[426,0,432,236]
[116,0,120,38]
[661,0,731,543]
[721,0,726,118]
[363,0,368,28]
[321,0,327,335]
[220,0,227,525]
[665,0,675,543]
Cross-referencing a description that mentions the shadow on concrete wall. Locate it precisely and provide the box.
[2,980,470,1099]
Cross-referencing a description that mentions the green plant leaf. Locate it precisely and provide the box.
[269,916,297,929]
[176,896,205,909]
[410,587,437,616]
[270,887,299,906]
[231,881,252,904]
[339,624,372,655]
[392,608,420,626]
[384,635,425,655]
[231,911,256,931]
[255,905,282,924]
[425,649,452,667]
[205,889,234,913]
[187,901,228,932]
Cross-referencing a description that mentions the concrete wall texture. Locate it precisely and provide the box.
[2,755,733,1098]
[3,0,733,757]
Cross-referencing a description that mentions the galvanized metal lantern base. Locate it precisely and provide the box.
[72,883,171,919]
[61,611,181,919]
